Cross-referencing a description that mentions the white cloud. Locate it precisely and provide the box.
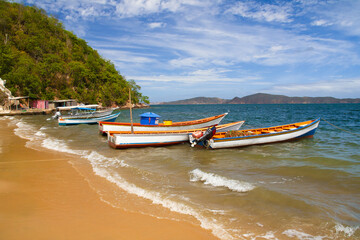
[227,1,293,23]
[127,72,260,84]
[169,57,206,67]
[304,0,360,36]
[311,19,332,27]
[269,78,360,96]
[148,22,166,29]
[99,49,156,64]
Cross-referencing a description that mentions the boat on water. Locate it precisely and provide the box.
[56,106,120,126]
[190,118,320,149]
[108,121,245,149]
[99,112,229,135]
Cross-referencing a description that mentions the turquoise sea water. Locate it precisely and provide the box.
[5,104,360,239]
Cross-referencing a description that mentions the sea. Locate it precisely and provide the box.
[3,104,360,240]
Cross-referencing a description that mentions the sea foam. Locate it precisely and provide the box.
[36,138,234,239]
[335,223,359,237]
[41,137,88,156]
[86,152,234,240]
[14,120,38,140]
[282,229,325,240]
[189,168,255,193]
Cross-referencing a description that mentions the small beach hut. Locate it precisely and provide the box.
[49,100,77,110]
[140,112,161,125]
[8,96,29,110]
[31,100,49,109]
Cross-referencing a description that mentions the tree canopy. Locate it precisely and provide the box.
[0,0,149,106]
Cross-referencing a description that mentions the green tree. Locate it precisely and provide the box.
[0,0,149,106]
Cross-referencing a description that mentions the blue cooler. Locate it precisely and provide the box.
[140,112,161,125]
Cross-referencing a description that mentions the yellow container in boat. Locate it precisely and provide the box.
[163,120,173,125]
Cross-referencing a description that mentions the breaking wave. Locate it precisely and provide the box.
[189,168,255,193]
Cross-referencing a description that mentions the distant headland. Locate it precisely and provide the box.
[155,93,360,105]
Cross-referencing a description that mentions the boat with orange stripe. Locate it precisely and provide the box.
[99,112,228,135]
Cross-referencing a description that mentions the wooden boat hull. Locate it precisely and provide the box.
[190,118,320,149]
[108,121,244,149]
[59,112,120,126]
[99,113,228,135]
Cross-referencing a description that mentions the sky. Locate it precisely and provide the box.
[18,0,360,102]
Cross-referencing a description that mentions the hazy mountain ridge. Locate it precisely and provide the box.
[158,93,360,105]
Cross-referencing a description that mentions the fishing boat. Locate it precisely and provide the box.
[57,106,120,126]
[99,112,229,135]
[108,121,245,149]
[190,118,320,149]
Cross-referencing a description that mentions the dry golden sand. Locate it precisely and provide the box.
[0,120,217,240]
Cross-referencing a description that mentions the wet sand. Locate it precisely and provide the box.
[0,119,217,240]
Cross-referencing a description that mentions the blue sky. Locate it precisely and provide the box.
[20,0,360,102]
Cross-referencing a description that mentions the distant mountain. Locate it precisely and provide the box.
[161,97,228,105]
[158,93,360,105]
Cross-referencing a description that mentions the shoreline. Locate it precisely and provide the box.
[0,104,149,117]
[0,118,217,240]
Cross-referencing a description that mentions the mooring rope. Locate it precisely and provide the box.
[322,118,360,136]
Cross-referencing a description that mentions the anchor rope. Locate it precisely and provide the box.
[321,118,360,136]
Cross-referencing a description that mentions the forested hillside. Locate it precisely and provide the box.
[0,0,149,106]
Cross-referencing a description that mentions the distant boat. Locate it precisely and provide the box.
[99,112,229,135]
[108,121,244,149]
[190,118,320,149]
[57,106,120,126]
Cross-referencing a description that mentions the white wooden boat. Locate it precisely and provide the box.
[189,118,320,149]
[108,121,244,149]
[99,113,228,135]
[58,108,120,126]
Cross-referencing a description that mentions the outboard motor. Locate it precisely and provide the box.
[52,111,61,119]
[191,126,216,147]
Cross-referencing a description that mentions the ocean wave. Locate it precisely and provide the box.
[189,169,255,193]
[85,151,129,168]
[0,116,14,121]
[41,137,89,156]
[87,156,233,240]
[14,120,38,140]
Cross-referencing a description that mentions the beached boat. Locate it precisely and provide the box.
[58,107,120,126]
[189,118,320,149]
[99,112,229,135]
[108,121,244,149]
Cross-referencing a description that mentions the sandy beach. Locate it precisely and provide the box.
[0,119,217,240]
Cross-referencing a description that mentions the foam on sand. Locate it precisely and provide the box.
[335,223,359,238]
[86,152,234,240]
[282,229,325,240]
[38,136,234,240]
